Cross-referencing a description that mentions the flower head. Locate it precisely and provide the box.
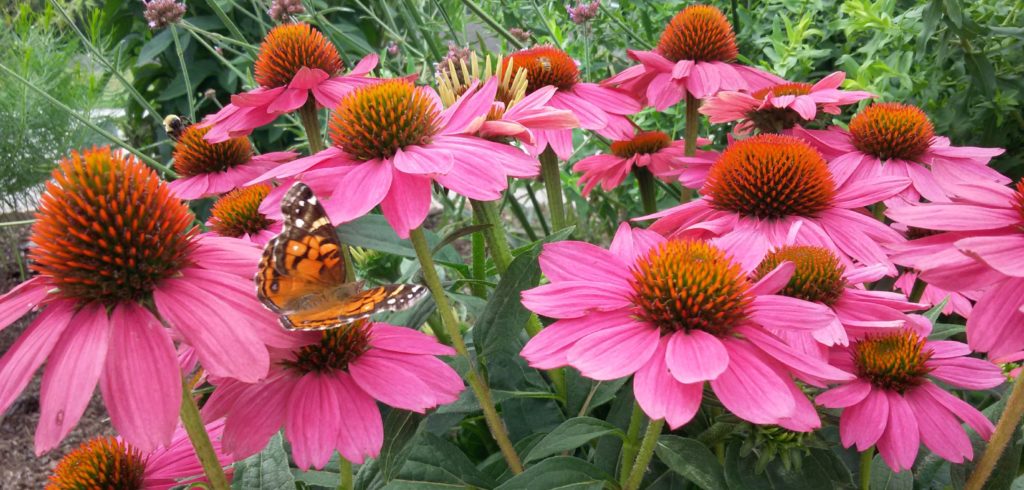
[700,72,874,134]
[520,224,853,430]
[255,23,342,88]
[0,147,297,455]
[646,134,910,273]
[795,102,1006,207]
[207,184,281,244]
[818,330,1003,471]
[658,5,737,63]
[142,0,185,30]
[168,124,296,199]
[267,0,305,22]
[203,321,463,469]
[573,130,711,195]
[567,0,600,24]
[509,28,532,42]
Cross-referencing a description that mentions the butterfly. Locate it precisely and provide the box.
[255,182,428,331]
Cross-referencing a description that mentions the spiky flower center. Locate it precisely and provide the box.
[630,240,751,336]
[254,22,343,88]
[47,437,146,490]
[745,83,816,132]
[657,5,738,63]
[329,80,440,161]
[706,134,835,219]
[209,184,273,238]
[751,82,813,100]
[172,125,253,177]
[852,330,933,392]
[610,131,672,158]
[30,147,195,304]
[754,245,846,306]
[283,322,372,374]
[506,46,579,93]
[849,102,935,161]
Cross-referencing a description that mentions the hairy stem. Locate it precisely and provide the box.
[635,167,658,215]
[624,417,664,490]
[966,373,1024,490]
[859,447,873,490]
[540,147,568,233]
[179,379,229,490]
[619,402,646,485]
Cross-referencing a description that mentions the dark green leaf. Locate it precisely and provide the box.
[655,435,727,490]
[495,457,614,490]
[870,454,913,490]
[136,28,172,66]
[231,432,297,490]
[355,410,425,490]
[336,215,459,263]
[724,443,851,490]
[950,396,1021,490]
[383,432,496,489]
[922,298,949,325]
[524,417,625,463]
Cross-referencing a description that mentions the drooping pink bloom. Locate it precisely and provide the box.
[505,45,641,159]
[646,134,910,274]
[699,72,874,134]
[886,180,1024,361]
[250,78,539,238]
[47,420,232,490]
[202,321,463,469]
[817,329,1003,472]
[520,223,853,430]
[794,102,1006,207]
[204,184,282,245]
[166,124,296,199]
[0,147,300,455]
[200,23,378,142]
[573,131,715,195]
[602,5,783,110]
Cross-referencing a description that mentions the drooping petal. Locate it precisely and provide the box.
[0,301,75,414]
[521,282,632,318]
[633,337,703,429]
[286,373,345,470]
[520,309,637,369]
[905,386,973,464]
[348,350,435,412]
[566,323,660,380]
[816,379,872,408]
[379,169,432,239]
[749,295,834,331]
[928,357,1005,390]
[710,339,795,424]
[0,276,50,332]
[919,382,994,440]
[322,159,393,224]
[333,371,384,464]
[837,387,888,450]
[664,330,729,383]
[221,373,295,459]
[369,324,455,356]
[539,240,632,285]
[875,392,919,472]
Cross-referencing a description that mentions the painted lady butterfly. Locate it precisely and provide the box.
[255,182,428,330]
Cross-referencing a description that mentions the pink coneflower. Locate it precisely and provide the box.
[886,180,1024,361]
[520,224,853,430]
[205,184,281,245]
[167,124,296,199]
[817,330,1003,471]
[794,103,1006,206]
[201,23,378,143]
[646,134,910,273]
[250,78,539,238]
[505,45,641,159]
[572,130,713,195]
[699,72,874,134]
[0,147,293,454]
[751,245,924,351]
[602,5,783,110]
[202,321,463,469]
[46,421,231,490]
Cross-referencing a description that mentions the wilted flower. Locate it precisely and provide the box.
[142,0,186,30]
[573,130,713,195]
[567,0,600,24]
[509,28,532,42]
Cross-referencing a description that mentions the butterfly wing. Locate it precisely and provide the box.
[256,182,346,313]
[281,283,429,331]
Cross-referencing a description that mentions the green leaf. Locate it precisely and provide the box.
[870,454,913,490]
[495,457,614,490]
[524,417,625,463]
[293,469,343,488]
[355,409,425,490]
[231,432,297,490]
[136,28,172,66]
[383,432,496,489]
[654,435,727,490]
[724,443,851,489]
[922,298,949,325]
[336,215,460,264]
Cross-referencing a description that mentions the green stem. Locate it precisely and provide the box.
[524,183,551,236]
[0,62,174,175]
[711,407,725,464]
[965,372,1024,490]
[205,0,251,50]
[298,99,326,154]
[635,167,658,215]
[470,223,488,299]
[408,227,524,474]
[859,448,873,490]
[539,147,568,233]
[401,0,444,61]
[624,417,665,490]
[461,0,526,49]
[338,458,353,490]
[470,199,514,274]
[179,379,230,490]
[908,277,928,303]
[505,191,540,241]
[619,402,646,485]
[171,25,195,122]
[684,94,701,157]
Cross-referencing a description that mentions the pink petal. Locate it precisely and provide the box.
[905,387,973,463]
[0,301,74,419]
[816,379,872,408]
[539,240,632,285]
[571,83,641,115]
[323,160,393,224]
[221,374,295,459]
[364,350,462,406]
[439,79,495,134]
[286,373,345,470]
[749,295,834,331]
[520,309,637,369]
[832,176,911,208]
[348,350,435,412]
[919,382,994,439]
[739,326,854,383]
[875,392,919,472]
[549,91,608,130]
[956,235,1024,278]
[608,222,665,264]
[392,146,454,175]
[747,261,795,296]
[266,87,310,113]
[664,330,729,383]
[100,303,180,452]
[289,67,330,90]
[566,323,660,380]
[886,203,1020,230]
[432,149,507,200]
[710,339,795,424]
[521,282,632,318]
[0,276,50,332]
[633,337,703,429]
[333,371,384,464]
[967,278,1024,357]
[838,387,888,450]
[369,324,455,356]
[928,357,1005,390]
[379,169,432,239]
[35,303,109,454]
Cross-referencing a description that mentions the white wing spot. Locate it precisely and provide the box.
[294,218,305,227]
[386,298,396,305]
[291,244,301,251]
[308,196,317,205]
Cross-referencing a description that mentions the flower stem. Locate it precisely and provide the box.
[966,372,1024,490]
[179,379,229,490]
[634,167,658,215]
[619,402,646,486]
[624,417,664,490]
[298,100,326,154]
[858,447,873,490]
[539,147,568,233]
[872,202,887,222]
[338,458,353,490]
[408,227,524,474]
[908,277,928,303]
[171,25,195,122]
[461,0,526,49]
[684,94,701,157]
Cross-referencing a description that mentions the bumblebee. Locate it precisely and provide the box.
[537,56,552,73]
[163,114,190,142]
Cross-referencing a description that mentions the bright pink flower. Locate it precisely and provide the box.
[573,131,713,195]
[646,134,910,274]
[47,420,232,490]
[250,78,539,238]
[602,5,783,110]
[886,180,1024,361]
[205,184,282,245]
[202,321,462,469]
[699,72,874,134]
[894,272,974,317]
[520,224,853,430]
[817,329,1002,471]
[794,102,1006,207]
[200,23,378,142]
[0,147,299,454]
[167,124,296,199]
[505,46,641,159]
[471,85,580,145]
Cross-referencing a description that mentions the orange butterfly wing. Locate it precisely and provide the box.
[280,284,428,330]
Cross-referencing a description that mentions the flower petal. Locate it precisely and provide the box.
[875,392,919,472]
[369,324,455,356]
[710,339,795,424]
[379,168,432,239]
[566,323,660,380]
[838,386,888,450]
[664,330,729,383]
[539,240,632,285]
[0,302,75,415]
[634,337,703,429]
[334,371,384,464]
[521,281,632,318]
[0,276,50,332]
[286,373,345,470]
[348,350,435,412]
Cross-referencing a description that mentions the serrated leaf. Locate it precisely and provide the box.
[654,435,727,490]
[383,432,495,489]
[524,417,625,463]
[355,409,425,490]
[336,215,459,264]
[232,433,297,490]
[495,457,613,490]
